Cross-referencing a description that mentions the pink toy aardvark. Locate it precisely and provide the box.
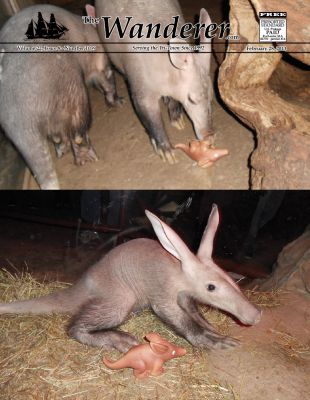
[103,332,187,378]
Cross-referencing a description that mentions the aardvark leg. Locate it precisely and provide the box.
[153,297,239,350]
[68,297,138,353]
[163,97,185,130]
[131,90,176,164]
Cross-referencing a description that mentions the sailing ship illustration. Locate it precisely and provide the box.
[25,12,68,39]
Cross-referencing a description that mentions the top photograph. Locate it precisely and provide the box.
[0,0,309,190]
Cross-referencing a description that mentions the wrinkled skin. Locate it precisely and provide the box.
[0,4,121,189]
[103,332,186,378]
[95,1,214,163]
[0,205,261,353]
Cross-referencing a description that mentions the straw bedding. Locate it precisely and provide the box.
[0,269,305,400]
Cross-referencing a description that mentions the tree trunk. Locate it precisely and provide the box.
[218,0,310,189]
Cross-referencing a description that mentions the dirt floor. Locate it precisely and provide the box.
[24,71,253,190]
[0,0,255,190]
[207,291,310,400]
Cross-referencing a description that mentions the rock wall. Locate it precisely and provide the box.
[249,227,310,292]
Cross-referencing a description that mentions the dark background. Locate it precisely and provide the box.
[0,190,309,283]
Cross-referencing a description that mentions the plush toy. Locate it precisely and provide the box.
[103,333,186,378]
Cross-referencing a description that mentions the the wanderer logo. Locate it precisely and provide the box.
[25,12,69,40]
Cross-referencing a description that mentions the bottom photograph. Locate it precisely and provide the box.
[0,191,309,400]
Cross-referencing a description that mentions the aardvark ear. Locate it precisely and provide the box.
[197,204,219,263]
[85,4,97,27]
[199,8,212,41]
[145,210,195,263]
[149,342,169,355]
[145,332,163,343]
[169,37,192,70]
[197,8,212,66]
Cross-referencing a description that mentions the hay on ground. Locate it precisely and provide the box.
[0,269,306,400]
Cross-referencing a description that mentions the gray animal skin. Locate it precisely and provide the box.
[94,0,213,163]
[0,5,122,189]
[0,205,261,353]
